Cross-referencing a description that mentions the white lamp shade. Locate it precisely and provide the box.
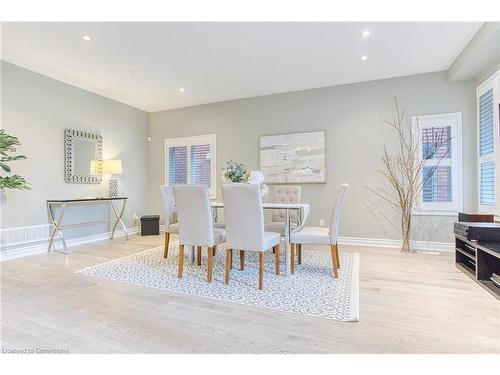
[102,160,122,175]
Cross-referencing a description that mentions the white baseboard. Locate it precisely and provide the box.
[1,226,139,262]
[338,236,454,252]
[1,223,453,262]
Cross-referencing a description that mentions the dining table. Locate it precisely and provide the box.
[206,201,311,275]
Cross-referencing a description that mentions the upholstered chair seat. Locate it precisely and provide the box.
[265,185,301,235]
[261,232,282,250]
[211,227,226,245]
[173,185,226,282]
[167,222,179,234]
[265,221,298,235]
[222,183,281,290]
[290,183,349,278]
[290,227,330,245]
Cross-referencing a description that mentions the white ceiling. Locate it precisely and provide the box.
[1,22,482,112]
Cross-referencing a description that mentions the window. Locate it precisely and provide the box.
[477,71,499,216]
[165,134,217,198]
[412,112,463,215]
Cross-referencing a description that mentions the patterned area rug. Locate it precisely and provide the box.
[76,243,359,321]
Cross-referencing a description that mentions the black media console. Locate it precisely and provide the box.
[455,235,500,299]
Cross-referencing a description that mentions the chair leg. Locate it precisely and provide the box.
[298,243,302,265]
[258,252,265,290]
[290,243,295,275]
[239,250,245,270]
[225,248,232,285]
[207,247,214,282]
[178,244,184,278]
[229,248,233,269]
[330,244,339,278]
[274,245,280,275]
[335,242,340,269]
[163,232,170,258]
[196,246,202,266]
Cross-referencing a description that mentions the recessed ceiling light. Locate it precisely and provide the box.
[361,55,368,61]
[361,30,371,39]
[82,35,92,42]
[179,87,185,93]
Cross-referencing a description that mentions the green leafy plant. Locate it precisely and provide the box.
[0,129,30,190]
[223,159,250,183]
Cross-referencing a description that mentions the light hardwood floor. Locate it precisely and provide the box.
[1,234,499,354]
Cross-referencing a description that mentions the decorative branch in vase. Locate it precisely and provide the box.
[222,159,269,198]
[0,129,30,190]
[366,97,450,253]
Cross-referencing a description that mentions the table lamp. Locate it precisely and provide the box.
[102,159,122,197]
[89,160,102,175]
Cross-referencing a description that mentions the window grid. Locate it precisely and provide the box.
[412,112,462,215]
[165,134,216,198]
[168,146,188,185]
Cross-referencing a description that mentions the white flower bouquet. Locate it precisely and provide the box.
[222,160,268,199]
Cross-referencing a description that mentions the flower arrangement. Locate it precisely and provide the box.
[222,159,249,183]
[222,159,269,198]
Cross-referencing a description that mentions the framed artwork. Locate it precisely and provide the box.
[259,130,326,184]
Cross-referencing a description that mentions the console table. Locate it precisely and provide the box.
[46,197,128,254]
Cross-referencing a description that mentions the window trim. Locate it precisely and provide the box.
[164,134,217,199]
[477,71,499,215]
[411,112,463,216]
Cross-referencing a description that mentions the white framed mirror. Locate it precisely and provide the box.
[64,128,103,184]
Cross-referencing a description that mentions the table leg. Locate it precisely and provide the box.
[47,202,68,254]
[212,207,218,223]
[284,209,291,275]
[111,199,128,240]
[190,246,195,264]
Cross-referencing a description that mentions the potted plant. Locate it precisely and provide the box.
[366,98,450,253]
[0,129,29,191]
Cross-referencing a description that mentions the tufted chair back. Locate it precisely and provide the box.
[271,185,302,223]
[160,185,177,225]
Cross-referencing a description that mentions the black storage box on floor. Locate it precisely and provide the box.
[140,215,160,236]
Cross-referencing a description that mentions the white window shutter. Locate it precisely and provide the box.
[412,112,462,215]
[478,89,495,206]
[165,134,217,198]
[477,71,499,214]
[190,143,212,186]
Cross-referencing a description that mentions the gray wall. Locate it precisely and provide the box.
[1,62,149,239]
[149,71,476,243]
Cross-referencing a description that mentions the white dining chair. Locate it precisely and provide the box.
[290,183,349,278]
[173,185,226,282]
[221,183,281,290]
[160,185,178,258]
[264,185,302,235]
